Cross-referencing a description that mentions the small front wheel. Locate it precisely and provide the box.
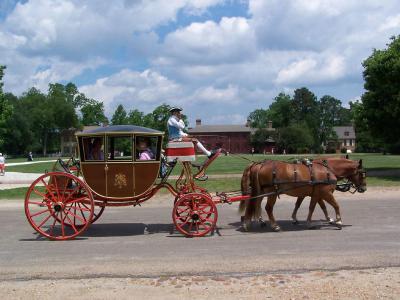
[25,172,94,240]
[172,193,218,237]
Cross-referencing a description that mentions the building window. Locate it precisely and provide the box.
[344,131,349,136]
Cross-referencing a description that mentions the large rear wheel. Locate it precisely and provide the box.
[172,193,218,237]
[25,172,94,240]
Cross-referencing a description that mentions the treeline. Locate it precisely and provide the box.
[0,67,176,156]
[247,88,353,153]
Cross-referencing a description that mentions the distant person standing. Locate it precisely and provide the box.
[0,153,5,175]
[27,151,33,161]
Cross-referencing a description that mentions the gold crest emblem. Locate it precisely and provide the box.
[114,173,127,189]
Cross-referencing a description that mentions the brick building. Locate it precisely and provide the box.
[188,119,275,154]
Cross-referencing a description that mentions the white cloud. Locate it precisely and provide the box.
[276,54,345,85]
[161,17,256,64]
[80,69,184,115]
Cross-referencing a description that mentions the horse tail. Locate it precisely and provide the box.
[239,163,256,214]
[249,163,263,220]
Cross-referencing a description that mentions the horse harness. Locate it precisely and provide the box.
[253,160,338,198]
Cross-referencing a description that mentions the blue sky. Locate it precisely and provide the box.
[1,0,399,126]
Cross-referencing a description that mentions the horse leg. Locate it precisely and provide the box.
[317,199,334,224]
[322,192,343,229]
[306,196,319,229]
[265,195,280,232]
[291,196,305,224]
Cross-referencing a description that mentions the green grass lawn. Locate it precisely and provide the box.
[5,153,400,174]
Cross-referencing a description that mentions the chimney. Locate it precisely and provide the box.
[267,120,273,129]
[196,119,202,126]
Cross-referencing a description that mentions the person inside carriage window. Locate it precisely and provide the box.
[167,107,217,159]
[88,138,104,160]
[137,137,155,160]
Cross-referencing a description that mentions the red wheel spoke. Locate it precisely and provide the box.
[49,213,58,236]
[37,213,52,229]
[65,204,91,212]
[65,196,89,205]
[30,208,51,218]
[65,210,86,223]
[60,211,66,238]
[32,189,49,200]
[41,179,57,202]
[63,185,81,203]
[28,200,48,206]
[64,212,78,234]
[77,202,88,223]
[177,207,190,214]
[52,175,60,200]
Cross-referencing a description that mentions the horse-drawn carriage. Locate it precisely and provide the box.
[24,125,367,240]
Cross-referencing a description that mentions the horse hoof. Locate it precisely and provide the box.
[292,219,299,225]
[328,218,335,225]
[335,221,343,229]
[272,225,281,232]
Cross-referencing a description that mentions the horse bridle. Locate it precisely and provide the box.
[336,168,366,193]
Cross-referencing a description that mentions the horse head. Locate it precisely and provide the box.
[346,159,367,193]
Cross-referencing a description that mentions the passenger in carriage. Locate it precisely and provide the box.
[137,137,155,160]
[167,107,217,159]
[88,138,104,160]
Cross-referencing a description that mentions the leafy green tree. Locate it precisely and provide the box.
[111,104,128,125]
[361,35,400,152]
[3,92,35,155]
[276,123,314,154]
[80,99,108,126]
[127,109,144,126]
[318,95,342,146]
[248,109,268,128]
[291,87,320,150]
[351,101,384,152]
[266,93,293,128]
[0,66,13,149]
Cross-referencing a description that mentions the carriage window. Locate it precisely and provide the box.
[135,136,159,161]
[83,137,105,161]
[107,136,132,161]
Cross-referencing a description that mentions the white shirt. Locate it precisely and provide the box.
[167,116,188,139]
[0,156,5,164]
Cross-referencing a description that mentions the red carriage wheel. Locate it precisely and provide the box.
[172,193,218,237]
[25,172,94,240]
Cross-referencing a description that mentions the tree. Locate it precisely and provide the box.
[275,124,314,154]
[361,35,400,152]
[111,104,128,125]
[80,98,108,126]
[248,109,268,128]
[266,93,293,128]
[318,95,342,146]
[291,87,320,150]
[0,66,13,149]
[127,109,144,126]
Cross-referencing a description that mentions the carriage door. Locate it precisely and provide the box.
[106,135,134,198]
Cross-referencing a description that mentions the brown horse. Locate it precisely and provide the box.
[239,158,366,231]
